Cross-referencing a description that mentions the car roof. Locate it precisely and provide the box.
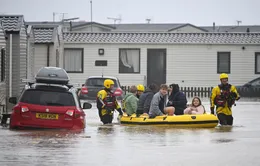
[87,76,118,80]
[25,83,76,92]
[248,77,260,84]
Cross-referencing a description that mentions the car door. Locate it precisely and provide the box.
[239,77,260,97]
[248,78,260,97]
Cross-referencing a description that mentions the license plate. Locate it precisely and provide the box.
[36,113,59,120]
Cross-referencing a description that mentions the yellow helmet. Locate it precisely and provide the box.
[220,73,228,79]
[137,84,145,92]
[104,79,114,88]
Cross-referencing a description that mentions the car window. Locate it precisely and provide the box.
[117,78,122,87]
[86,78,118,87]
[251,78,260,86]
[20,89,76,106]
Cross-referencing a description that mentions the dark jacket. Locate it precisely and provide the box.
[167,84,187,112]
[136,88,156,114]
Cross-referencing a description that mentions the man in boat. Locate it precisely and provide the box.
[149,84,170,118]
[136,84,145,99]
[96,79,123,124]
[136,83,158,116]
[122,85,139,116]
[210,73,240,126]
[165,83,188,115]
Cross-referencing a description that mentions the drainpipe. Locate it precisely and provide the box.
[9,34,12,97]
[47,44,50,66]
[27,35,30,79]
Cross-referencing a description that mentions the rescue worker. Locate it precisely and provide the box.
[210,73,240,126]
[96,79,123,124]
[136,84,145,99]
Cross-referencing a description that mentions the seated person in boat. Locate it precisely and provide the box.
[122,85,139,116]
[184,96,206,115]
[149,84,171,118]
[164,83,187,115]
[136,83,158,116]
[136,84,145,99]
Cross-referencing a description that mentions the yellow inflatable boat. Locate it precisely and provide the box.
[120,114,219,128]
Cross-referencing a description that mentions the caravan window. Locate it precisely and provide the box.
[217,52,231,74]
[119,48,140,74]
[256,53,260,74]
[64,48,83,73]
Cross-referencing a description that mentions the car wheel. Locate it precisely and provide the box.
[9,118,16,130]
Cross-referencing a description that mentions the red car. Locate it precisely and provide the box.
[8,67,92,130]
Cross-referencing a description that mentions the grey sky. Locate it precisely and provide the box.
[1,0,259,26]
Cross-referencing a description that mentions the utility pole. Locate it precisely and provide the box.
[53,12,58,22]
[61,13,68,21]
[90,0,93,32]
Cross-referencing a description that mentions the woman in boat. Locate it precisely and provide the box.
[184,96,206,115]
[164,83,187,115]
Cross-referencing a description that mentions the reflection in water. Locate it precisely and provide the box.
[17,129,84,137]
[0,130,84,166]
[122,125,167,135]
[1,102,260,165]
[214,126,234,133]
[212,138,236,144]
[97,125,115,135]
[12,130,84,149]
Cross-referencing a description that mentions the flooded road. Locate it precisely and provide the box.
[1,99,260,166]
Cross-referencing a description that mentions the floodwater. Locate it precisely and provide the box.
[1,98,260,166]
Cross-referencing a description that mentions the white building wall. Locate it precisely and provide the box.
[166,44,260,86]
[34,45,47,75]
[63,43,260,87]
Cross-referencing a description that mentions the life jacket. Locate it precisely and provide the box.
[214,84,235,107]
[103,91,116,109]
